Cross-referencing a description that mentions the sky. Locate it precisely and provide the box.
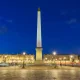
[0,0,79,55]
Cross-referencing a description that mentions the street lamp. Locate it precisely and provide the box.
[59,58,62,66]
[44,58,47,63]
[52,51,57,55]
[70,55,73,59]
[63,57,66,66]
[4,55,7,63]
[52,51,57,64]
[22,52,26,68]
[70,55,74,66]
[45,58,47,61]
[23,52,26,55]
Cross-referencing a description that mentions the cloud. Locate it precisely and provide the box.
[0,17,12,34]
[66,19,77,24]
[0,26,7,34]
[6,20,12,23]
[0,16,12,23]
[0,17,3,20]
[60,11,67,15]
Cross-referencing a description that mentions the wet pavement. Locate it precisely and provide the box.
[0,69,80,80]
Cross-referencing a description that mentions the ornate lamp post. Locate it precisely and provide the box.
[52,51,57,55]
[44,58,48,63]
[70,55,74,66]
[22,52,26,68]
[59,58,62,66]
[4,55,7,63]
[63,57,66,66]
[52,51,57,64]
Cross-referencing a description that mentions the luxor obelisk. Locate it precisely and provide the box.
[36,8,42,61]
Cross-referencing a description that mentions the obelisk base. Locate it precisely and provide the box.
[36,47,42,61]
[34,60,44,65]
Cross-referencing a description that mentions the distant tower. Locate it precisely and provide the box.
[36,8,42,61]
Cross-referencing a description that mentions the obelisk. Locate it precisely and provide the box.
[36,8,42,61]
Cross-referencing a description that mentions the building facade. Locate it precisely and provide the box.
[43,54,79,64]
[0,54,35,64]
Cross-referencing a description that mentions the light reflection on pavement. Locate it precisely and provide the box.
[0,69,80,80]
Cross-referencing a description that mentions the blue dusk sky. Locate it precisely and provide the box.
[0,0,79,55]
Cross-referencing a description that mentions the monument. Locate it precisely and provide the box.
[0,8,78,66]
[36,8,43,62]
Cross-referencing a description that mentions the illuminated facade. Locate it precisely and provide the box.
[0,54,35,64]
[43,54,79,64]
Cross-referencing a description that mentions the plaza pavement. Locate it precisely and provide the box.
[0,66,79,70]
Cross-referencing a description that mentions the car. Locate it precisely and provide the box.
[0,63,9,67]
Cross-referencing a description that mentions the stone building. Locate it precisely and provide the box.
[0,54,35,64]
